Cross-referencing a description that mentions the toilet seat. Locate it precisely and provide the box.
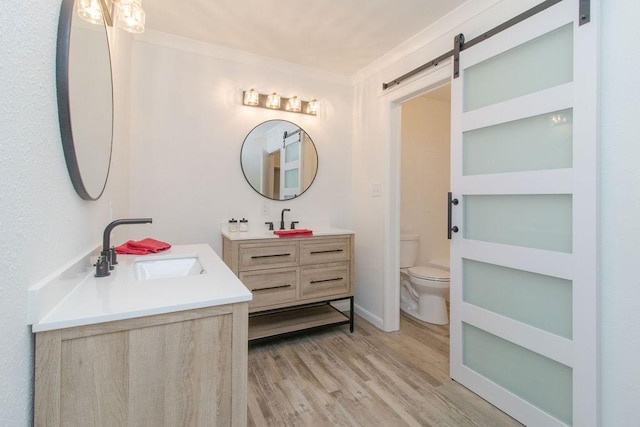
[407,266,449,282]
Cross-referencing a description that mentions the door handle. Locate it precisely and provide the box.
[448,192,459,240]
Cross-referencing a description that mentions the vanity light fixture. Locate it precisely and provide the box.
[286,96,302,113]
[111,0,145,34]
[77,0,111,25]
[266,92,281,109]
[242,89,319,116]
[307,99,319,115]
[244,88,259,106]
[117,1,145,33]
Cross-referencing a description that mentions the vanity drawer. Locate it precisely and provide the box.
[239,242,299,271]
[240,268,298,309]
[300,238,350,265]
[300,262,350,300]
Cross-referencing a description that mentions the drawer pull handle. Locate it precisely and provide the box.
[251,253,291,259]
[253,284,292,292]
[310,249,344,255]
[310,277,343,284]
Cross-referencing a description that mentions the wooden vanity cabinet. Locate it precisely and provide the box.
[34,303,248,427]
[222,234,354,341]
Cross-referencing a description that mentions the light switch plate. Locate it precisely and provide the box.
[261,200,270,215]
[372,183,382,197]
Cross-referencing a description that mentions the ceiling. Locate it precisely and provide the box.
[143,0,468,76]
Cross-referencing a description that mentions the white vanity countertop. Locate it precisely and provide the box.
[221,226,354,241]
[29,244,252,333]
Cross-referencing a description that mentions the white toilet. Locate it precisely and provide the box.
[400,234,450,325]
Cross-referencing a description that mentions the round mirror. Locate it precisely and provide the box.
[57,0,114,200]
[240,120,318,200]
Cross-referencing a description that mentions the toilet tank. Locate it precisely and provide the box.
[400,234,420,268]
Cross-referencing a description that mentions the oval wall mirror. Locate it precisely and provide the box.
[241,120,318,200]
[57,0,114,201]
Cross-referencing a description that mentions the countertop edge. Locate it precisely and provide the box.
[32,294,252,333]
[29,244,252,333]
[221,227,355,241]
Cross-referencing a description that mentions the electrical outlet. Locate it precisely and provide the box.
[261,200,270,215]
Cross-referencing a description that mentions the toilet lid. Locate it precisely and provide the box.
[408,266,449,282]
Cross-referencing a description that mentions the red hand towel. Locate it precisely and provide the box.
[114,238,172,255]
[273,229,313,237]
[127,238,171,253]
[114,241,151,255]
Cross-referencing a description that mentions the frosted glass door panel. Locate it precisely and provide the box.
[464,24,573,112]
[451,2,598,423]
[285,141,300,162]
[463,324,572,425]
[464,195,572,253]
[464,109,573,175]
[463,259,572,338]
[284,169,299,188]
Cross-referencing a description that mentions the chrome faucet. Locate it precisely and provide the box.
[280,208,290,230]
[95,218,153,277]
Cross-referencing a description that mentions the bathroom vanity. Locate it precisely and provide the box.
[222,228,354,341]
[29,244,251,426]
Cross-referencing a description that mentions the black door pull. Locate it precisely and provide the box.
[448,192,459,240]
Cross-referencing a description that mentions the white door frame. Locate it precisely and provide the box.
[382,61,452,332]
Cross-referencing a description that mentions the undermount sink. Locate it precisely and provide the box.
[133,255,204,281]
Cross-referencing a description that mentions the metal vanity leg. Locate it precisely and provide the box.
[350,296,355,333]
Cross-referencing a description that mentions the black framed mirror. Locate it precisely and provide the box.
[240,120,318,200]
[57,0,114,201]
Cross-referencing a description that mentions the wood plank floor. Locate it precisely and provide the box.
[247,313,522,426]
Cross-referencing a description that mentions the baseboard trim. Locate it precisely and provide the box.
[354,304,383,329]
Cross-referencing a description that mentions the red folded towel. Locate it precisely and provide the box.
[273,229,313,237]
[115,238,172,255]
[113,244,149,255]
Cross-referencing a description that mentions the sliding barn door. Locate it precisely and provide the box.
[280,131,302,199]
[449,1,598,425]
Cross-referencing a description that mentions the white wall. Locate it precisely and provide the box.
[600,1,640,424]
[401,94,451,268]
[127,32,353,254]
[353,0,640,423]
[0,1,132,424]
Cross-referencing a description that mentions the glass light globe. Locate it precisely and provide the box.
[77,0,104,25]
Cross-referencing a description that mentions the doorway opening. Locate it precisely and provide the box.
[382,63,451,333]
[399,84,452,272]
[398,83,452,331]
